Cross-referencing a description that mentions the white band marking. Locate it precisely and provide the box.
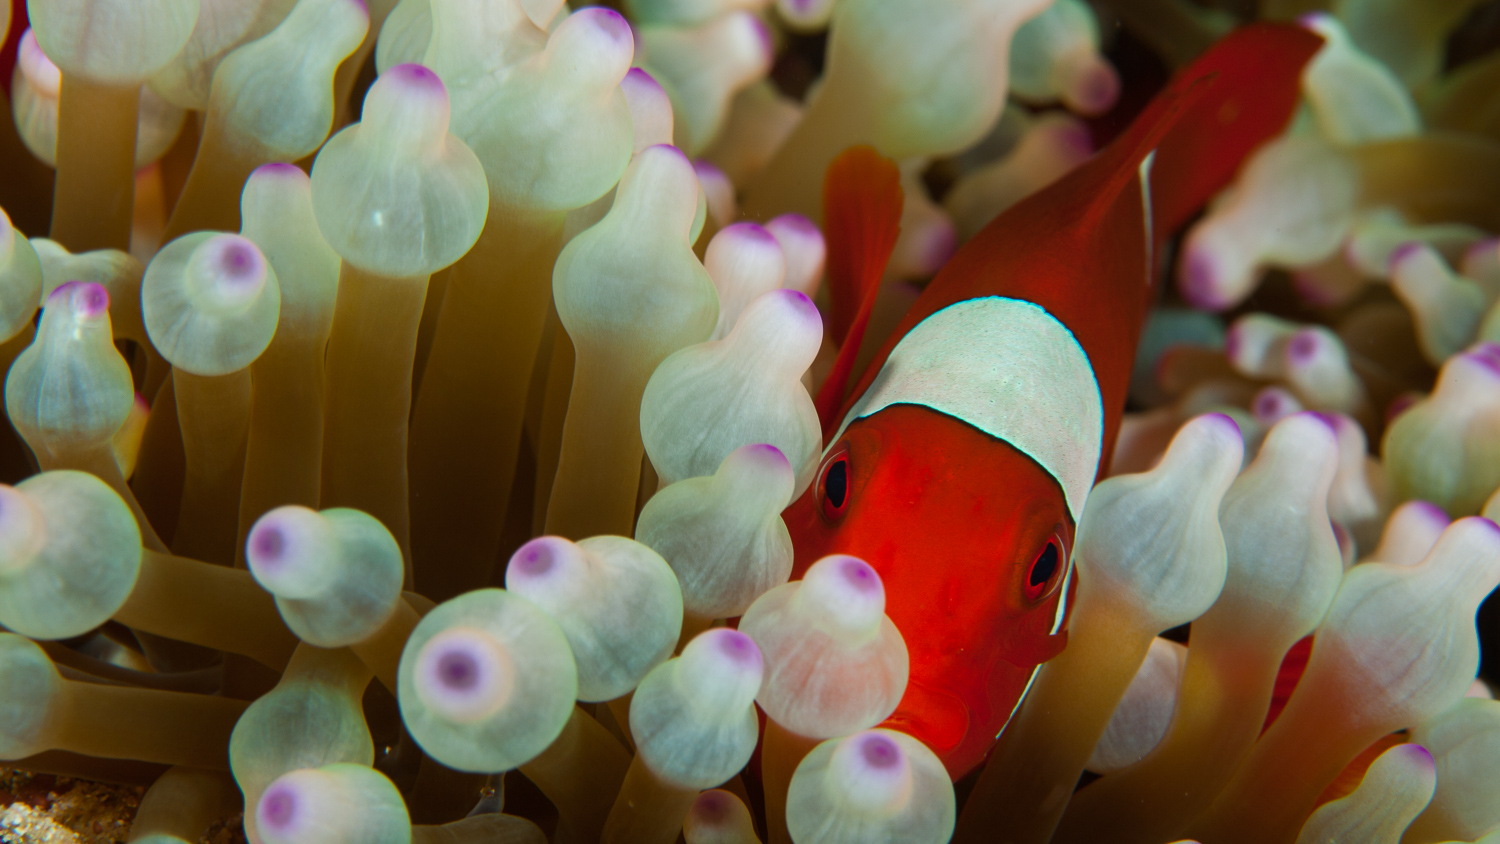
[831,296,1104,523]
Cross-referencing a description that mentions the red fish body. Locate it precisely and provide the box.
[783,24,1324,780]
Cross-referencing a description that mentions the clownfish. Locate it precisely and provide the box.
[781,23,1325,780]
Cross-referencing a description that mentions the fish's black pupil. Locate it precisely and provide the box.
[825,459,848,509]
[1030,543,1059,588]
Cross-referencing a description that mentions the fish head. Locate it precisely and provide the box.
[783,402,1074,780]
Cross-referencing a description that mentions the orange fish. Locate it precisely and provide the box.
[783,23,1324,780]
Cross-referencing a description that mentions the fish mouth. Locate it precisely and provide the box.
[879,679,970,773]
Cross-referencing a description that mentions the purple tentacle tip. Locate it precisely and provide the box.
[250,525,286,566]
[1075,65,1119,115]
[1387,391,1422,422]
[511,538,557,578]
[51,281,110,318]
[1287,331,1320,364]
[1409,500,1450,523]
[1252,391,1285,419]
[1202,412,1240,436]
[582,7,633,46]
[858,733,902,769]
[840,557,881,593]
[1179,249,1224,311]
[218,240,262,284]
[694,158,727,179]
[695,790,732,822]
[1466,341,1500,376]
[623,67,660,89]
[256,162,304,178]
[923,222,958,271]
[1388,240,1425,269]
[1400,743,1436,770]
[1299,410,1339,433]
[722,221,776,244]
[258,784,299,834]
[770,214,818,236]
[386,63,446,95]
[714,629,762,668]
[646,143,690,164]
[436,649,482,692]
[749,15,774,61]
[780,288,817,313]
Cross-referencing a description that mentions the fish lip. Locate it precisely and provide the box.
[880,678,970,756]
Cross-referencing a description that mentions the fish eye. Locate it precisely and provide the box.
[817,446,851,521]
[1023,537,1063,603]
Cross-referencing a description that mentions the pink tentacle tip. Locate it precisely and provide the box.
[922,222,958,271]
[249,524,287,567]
[1385,392,1420,423]
[1297,410,1340,433]
[721,221,776,244]
[578,7,633,47]
[258,784,300,834]
[769,214,819,236]
[713,629,763,669]
[1252,390,1286,419]
[693,159,728,179]
[1296,11,1333,30]
[1398,743,1436,771]
[1465,341,1500,375]
[748,442,788,461]
[1201,412,1241,437]
[434,648,484,692]
[749,15,775,62]
[255,162,305,178]
[1407,500,1450,524]
[1179,249,1226,311]
[857,733,902,769]
[1467,515,1500,537]
[511,538,559,578]
[386,63,446,95]
[1222,325,1243,360]
[217,240,264,285]
[839,557,882,593]
[693,790,734,822]
[51,281,110,318]
[777,287,818,313]
[1388,240,1426,270]
[1465,237,1499,262]
[622,67,662,91]
[1286,331,1320,364]
[646,143,690,164]
[1053,121,1095,160]
[1071,63,1120,116]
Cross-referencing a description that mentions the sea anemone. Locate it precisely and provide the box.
[0,0,1499,843]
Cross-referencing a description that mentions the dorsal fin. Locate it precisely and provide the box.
[826,24,1324,471]
[814,146,903,435]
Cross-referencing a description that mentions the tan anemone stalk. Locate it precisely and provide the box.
[28,0,199,251]
[546,144,718,540]
[404,0,636,600]
[310,62,487,567]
